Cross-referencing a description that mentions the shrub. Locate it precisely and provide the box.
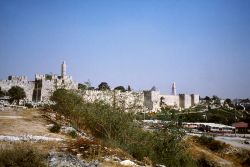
[49,124,61,133]
[69,130,77,138]
[0,145,46,167]
[195,135,227,152]
[51,89,197,167]
[25,103,33,108]
[196,155,216,167]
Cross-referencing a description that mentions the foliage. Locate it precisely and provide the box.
[194,135,227,152]
[51,89,84,118]
[8,86,26,104]
[114,86,126,92]
[69,130,77,138]
[160,108,245,125]
[212,95,220,105]
[25,103,33,108]
[78,83,88,90]
[45,74,52,80]
[224,98,232,105]
[51,89,197,167]
[0,144,46,167]
[204,96,211,102]
[49,123,61,133]
[98,82,110,91]
[196,155,216,167]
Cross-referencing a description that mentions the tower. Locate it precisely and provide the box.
[172,82,176,95]
[61,61,66,78]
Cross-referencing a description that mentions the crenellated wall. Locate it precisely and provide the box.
[0,76,35,101]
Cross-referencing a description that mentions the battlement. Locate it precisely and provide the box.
[8,75,27,81]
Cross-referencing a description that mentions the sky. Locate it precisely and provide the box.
[0,0,250,99]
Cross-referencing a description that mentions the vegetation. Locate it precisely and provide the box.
[0,144,46,167]
[114,86,126,92]
[8,86,26,104]
[78,83,88,90]
[194,135,227,152]
[69,130,77,138]
[98,82,110,91]
[153,107,246,125]
[51,89,197,166]
[49,123,61,133]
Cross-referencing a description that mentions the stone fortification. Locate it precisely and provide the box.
[0,76,35,101]
[0,62,78,102]
[143,90,199,111]
[0,62,199,111]
[79,90,144,112]
[34,73,78,102]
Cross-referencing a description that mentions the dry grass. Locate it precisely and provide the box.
[0,108,66,139]
[186,136,250,167]
[0,142,47,167]
[102,161,129,167]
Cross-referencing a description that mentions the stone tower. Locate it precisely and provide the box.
[172,82,176,95]
[61,61,66,78]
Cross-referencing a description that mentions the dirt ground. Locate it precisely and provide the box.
[0,107,65,139]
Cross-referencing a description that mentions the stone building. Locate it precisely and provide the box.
[0,61,78,102]
[143,86,199,112]
[0,61,199,111]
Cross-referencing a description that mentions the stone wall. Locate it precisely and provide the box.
[191,94,199,106]
[80,90,144,112]
[179,94,192,108]
[0,78,35,101]
[143,91,161,111]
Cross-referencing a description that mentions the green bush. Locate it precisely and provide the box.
[69,130,77,138]
[0,145,46,167]
[50,89,197,167]
[49,124,61,133]
[25,103,33,108]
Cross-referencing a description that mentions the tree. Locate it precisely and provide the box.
[78,83,87,90]
[98,82,110,91]
[224,98,233,107]
[212,95,220,105]
[114,86,126,92]
[204,96,211,101]
[8,86,26,104]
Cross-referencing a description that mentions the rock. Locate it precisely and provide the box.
[60,126,76,134]
[120,160,137,166]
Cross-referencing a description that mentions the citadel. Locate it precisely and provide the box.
[0,62,199,112]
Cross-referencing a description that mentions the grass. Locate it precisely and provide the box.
[0,143,46,167]
[194,135,228,152]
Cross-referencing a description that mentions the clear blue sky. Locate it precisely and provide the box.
[0,0,250,99]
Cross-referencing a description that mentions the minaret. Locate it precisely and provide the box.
[61,61,66,78]
[172,82,176,95]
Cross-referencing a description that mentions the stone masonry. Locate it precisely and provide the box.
[0,61,199,112]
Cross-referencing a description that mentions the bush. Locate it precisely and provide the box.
[25,103,33,108]
[51,89,197,167]
[195,135,227,152]
[49,124,61,133]
[0,145,46,167]
[197,155,216,167]
[69,130,77,138]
